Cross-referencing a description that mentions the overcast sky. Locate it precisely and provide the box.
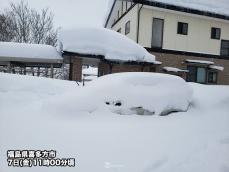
[0,0,112,29]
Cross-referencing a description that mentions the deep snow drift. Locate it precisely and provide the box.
[0,73,229,172]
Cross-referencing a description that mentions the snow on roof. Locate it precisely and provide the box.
[163,66,189,73]
[0,42,63,63]
[185,59,214,65]
[59,27,161,64]
[147,0,229,17]
[209,65,224,71]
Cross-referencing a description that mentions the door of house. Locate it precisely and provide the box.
[151,18,164,48]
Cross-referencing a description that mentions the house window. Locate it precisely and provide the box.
[125,21,130,35]
[208,71,217,84]
[113,19,116,25]
[117,28,121,33]
[221,40,229,56]
[117,10,120,18]
[126,1,128,11]
[187,66,197,82]
[211,27,221,39]
[187,66,207,83]
[196,67,206,83]
[177,22,188,35]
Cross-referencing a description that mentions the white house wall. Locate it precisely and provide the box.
[139,6,229,55]
[107,1,133,29]
[111,3,139,42]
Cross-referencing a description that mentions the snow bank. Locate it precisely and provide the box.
[59,27,160,64]
[149,0,229,16]
[0,73,76,96]
[0,42,62,63]
[0,73,229,172]
[50,72,193,116]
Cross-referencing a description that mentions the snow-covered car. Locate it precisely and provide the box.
[71,72,193,116]
[46,72,193,116]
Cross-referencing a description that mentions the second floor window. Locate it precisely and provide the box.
[125,21,130,35]
[177,22,188,35]
[211,27,221,39]
[221,40,229,56]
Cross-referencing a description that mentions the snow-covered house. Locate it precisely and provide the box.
[60,27,161,81]
[105,0,229,85]
[0,42,62,77]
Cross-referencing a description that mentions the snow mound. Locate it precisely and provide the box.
[51,73,193,116]
[59,27,160,64]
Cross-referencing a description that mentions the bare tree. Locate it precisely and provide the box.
[30,8,58,45]
[0,14,15,42]
[0,0,58,46]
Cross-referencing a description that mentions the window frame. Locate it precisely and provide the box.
[187,66,197,82]
[177,22,188,35]
[196,67,207,84]
[125,21,130,35]
[208,71,218,84]
[211,27,221,40]
[187,66,207,84]
[221,40,229,56]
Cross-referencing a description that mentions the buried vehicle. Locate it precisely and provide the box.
[84,72,193,116]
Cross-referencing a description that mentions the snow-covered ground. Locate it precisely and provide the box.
[0,73,229,172]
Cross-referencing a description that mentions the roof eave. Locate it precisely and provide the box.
[133,0,229,21]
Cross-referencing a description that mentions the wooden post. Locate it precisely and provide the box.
[37,67,40,76]
[31,67,34,76]
[12,66,15,74]
[20,67,23,74]
[50,64,54,78]
[23,66,26,75]
[7,62,12,73]
[45,68,48,77]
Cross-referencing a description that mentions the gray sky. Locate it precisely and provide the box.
[0,0,112,29]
